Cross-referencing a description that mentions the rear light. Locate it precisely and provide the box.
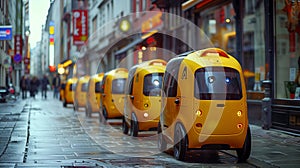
[196,110,202,117]
[237,123,243,129]
[237,110,242,117]
[200,48,229,58]
[195,123,202,128]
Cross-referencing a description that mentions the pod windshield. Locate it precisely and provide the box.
[81,83,88,92]
[112,78,126,94]
[143,73,164,96]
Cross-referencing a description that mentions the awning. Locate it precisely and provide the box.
[182,0,203,11]
[183,0,230,12]
[115,36,144,55]
[59,59,74,68]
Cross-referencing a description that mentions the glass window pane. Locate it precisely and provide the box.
[194,67,242,100]
[275,0,300,99]
[143,73,163,96]
[81,83,88,92]
[112,78,126,94]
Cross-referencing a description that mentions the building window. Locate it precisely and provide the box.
[111,1,114,19]
[198,3,235,53]
[275,0,300,99]
[136,0,140,17]
[246,0,255,14]
[107,4,110,20]
[142,0,147,11]
[92,16,97,34]
[243,1,265,98]
[195,1,265,99]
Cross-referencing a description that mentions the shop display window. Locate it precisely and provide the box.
[275,0,300,99]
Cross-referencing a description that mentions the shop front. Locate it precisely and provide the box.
[180,0,300,133]
[272,0,300,133]
[115,11,165,68]
[182,0,266,125]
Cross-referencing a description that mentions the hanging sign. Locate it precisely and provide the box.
[73,10,88,45]
[0,26,12,40]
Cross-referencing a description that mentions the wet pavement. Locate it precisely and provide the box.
[0,91,300,167]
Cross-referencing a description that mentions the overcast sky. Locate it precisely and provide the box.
[29,0,50,48]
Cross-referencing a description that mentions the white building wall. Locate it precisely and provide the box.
[41,30,49,75]
[30,43,41,77]
[87,0,131,74]
[51,0,62,66]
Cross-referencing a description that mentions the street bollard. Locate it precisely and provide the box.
[261,80,272,130]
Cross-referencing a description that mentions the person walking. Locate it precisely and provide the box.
[19,76,27,99]
[41,75,49,99]
[26,75,31,97]
[30,76,40,99]
[52,73,61,99]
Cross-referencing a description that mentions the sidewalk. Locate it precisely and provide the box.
[248,124,300,167]
[0,97,29,165]
[1,94,300,167]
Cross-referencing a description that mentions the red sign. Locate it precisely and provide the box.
[24,57,30,64]
[14,35,22,63]
[25,64,30,74]
[72,10,88,45]
[49,65,56,72]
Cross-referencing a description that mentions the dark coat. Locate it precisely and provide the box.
[52,76,61,88]
[41,77,49,90]
[20,77,27,90]
[30,78,40,92]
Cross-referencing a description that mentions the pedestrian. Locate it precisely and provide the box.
[26,75,31,97]
[52,73,61,99]
[19,76,27,99]
[30,76,39,99]
[41,75,49,99]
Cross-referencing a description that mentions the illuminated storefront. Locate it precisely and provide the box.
[183,0,266,94]
[273,0,300,132]
[152,0,300,133]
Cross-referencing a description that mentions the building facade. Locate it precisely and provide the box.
[152,0,300,133]
[114,0,168,70]
[0,0,27,93]
[87,0,131,74]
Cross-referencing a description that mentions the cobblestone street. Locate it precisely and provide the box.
[0,93,300,167]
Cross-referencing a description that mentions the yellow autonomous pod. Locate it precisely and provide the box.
[158,48,251,162]
[123,59,167,137]
[74,75,90,111]
[63,77,78,107]
[100,68,128,122]
[85,73,104,117]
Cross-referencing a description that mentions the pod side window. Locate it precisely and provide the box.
[163,59,182,97]
[87,80,91,91]
[95,81,101,93]
[126,67,137,95]
[100,76,107,94]
[194,67,242,100]
[70,83,76,91]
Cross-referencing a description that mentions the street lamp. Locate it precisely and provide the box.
[25,30,30,36]
[24,29,31,75]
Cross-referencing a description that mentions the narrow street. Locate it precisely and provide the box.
[0,92,299,167]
